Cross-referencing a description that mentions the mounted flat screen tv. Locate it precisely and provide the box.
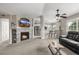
[19,18,30,27]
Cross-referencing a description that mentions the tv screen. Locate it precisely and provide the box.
[19,18,30,27]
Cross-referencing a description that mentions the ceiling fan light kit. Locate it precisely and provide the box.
[56,9,67,19]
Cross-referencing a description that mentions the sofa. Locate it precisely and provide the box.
[59,31,79,54]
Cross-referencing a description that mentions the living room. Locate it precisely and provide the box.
[0,3,79,56]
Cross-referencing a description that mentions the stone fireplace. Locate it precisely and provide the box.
[16,17,33,43]
[21,32,29,41]
[16,28,32,43]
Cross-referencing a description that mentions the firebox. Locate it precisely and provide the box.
[21,32,29,41]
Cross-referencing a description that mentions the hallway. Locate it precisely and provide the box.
[0,39,51,55]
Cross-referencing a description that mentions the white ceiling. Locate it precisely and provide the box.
[0,3,45,18]
[43,3,79,23]
[0,3,79,23]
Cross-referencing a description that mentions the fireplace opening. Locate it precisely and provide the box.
[21,32,29,41]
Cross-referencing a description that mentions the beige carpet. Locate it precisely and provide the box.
[0,39,51,55]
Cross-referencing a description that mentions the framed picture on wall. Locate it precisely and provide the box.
[19,18,30,27]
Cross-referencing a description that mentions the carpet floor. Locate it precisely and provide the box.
[0,39,51,55]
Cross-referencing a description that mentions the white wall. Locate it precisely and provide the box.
[40,16,45,39]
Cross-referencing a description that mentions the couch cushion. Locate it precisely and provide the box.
[62,38,79,45]
[66,32,71,38]
[76,35,79,42]
[68,34,73,39]
[66,31,75,39]
[62,38,79,50]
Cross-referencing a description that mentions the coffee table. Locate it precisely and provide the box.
[48,39,64,55]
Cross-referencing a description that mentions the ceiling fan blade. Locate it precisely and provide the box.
[60,16,67,18]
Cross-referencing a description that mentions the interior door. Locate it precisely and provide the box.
[1,19,9,42]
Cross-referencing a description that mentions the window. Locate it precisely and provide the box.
[67,20,79,31]
[69,21,76,31]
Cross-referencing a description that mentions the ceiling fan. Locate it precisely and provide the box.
[56,9,67,19]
